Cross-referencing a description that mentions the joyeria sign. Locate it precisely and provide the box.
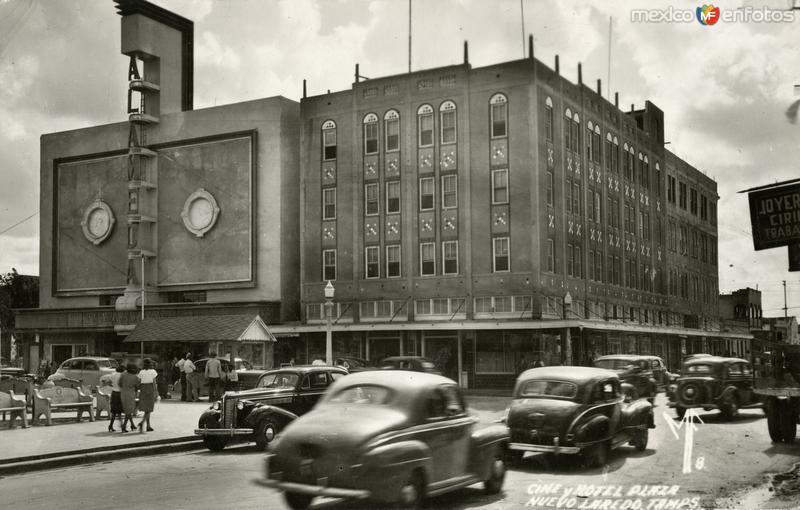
[745,180,800,271]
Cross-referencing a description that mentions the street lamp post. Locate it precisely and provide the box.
[563,292,573,366]
[324,281,335,365]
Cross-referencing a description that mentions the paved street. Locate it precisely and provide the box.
[3,395,799,510]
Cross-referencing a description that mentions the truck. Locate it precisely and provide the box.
[753,344,800,444]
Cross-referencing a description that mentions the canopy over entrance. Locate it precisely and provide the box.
[122,314,276,344]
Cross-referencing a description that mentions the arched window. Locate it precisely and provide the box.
[571,113,580,153]
[564,108,574,152]
[363,113,378,154]
[605,132,614,169]
[384,110,400,152]
[490,93,508,138]
[440,100,457,144]
[544,97,554,141]
[417,104,434,147]
[321,120,337,161]
[592,125,601,164]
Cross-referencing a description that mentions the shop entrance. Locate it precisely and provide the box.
[367,336,400,364]
[424,334,457,381]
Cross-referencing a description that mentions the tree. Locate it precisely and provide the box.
[0,268,39,364]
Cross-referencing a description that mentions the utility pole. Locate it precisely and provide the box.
[783,280,788,318]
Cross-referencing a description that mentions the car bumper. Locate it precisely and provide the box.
[253,478,371,499]
[509,442,580,454]
[194,428,253,436]
[666,402,717,410]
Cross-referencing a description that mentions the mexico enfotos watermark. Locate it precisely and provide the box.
[631,5,796,24]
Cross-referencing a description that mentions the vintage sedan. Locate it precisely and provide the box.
[506,367,655,467]
[380,356,441,374]
[47,357,118,389]
[254,371,509,510]
[593,354,664,400]
[668,356,761,419]
[195,365,348,451]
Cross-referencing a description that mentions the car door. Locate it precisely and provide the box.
[597,379,622,439]
[297,371,330,414]
[61,359,81,381]
[416,385,472,483]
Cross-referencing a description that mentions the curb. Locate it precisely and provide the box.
[0,437,205,477]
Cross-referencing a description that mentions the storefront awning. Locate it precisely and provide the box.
[122,314,276,343]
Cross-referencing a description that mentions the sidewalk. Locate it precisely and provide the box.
[0,398,211,475]
[0,394,511,476]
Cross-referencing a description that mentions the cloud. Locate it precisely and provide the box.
[196,32,241,71]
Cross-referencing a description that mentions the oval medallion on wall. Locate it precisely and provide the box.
[81,199,116,245]
[181,188,220,237]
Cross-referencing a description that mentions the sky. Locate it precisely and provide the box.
[0,0,798,316]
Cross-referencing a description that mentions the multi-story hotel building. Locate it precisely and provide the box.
[15,1,751,388]
[280,40,750,388]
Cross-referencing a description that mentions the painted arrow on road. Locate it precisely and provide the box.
[663,409,705,474]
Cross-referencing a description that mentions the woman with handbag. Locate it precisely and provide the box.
[119,363,140,433]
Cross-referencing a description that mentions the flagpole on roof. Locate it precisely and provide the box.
[408,0,412,73]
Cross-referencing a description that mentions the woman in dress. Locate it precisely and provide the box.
[108,365,125,432]
[119,363,140,433]
[137,358,158,432]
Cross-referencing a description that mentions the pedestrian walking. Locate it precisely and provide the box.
[176,354,187,401]
[205,352,222,402]
[119,363,140,433]
[108,365,125,432]
[184,355,199,402]
[136,358,157,432]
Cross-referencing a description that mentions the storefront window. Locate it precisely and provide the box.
[475,331,515,373]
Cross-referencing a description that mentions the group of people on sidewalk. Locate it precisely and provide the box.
[102,359,157,433]
[174,351,224,402]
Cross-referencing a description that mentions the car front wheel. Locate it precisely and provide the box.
[255,418,279,451]
[584,441,609,468]
[284,492,313,510]
[631,429,648,451]
[720,397,739,420]
[484,452,506,494]
[766,398,783,442]
[780,401,797,444]
[397,470,425,509]
[203,436,227,451]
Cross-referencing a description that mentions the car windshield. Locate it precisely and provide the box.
[327,385,393,405]
[259,373,299,388]
[594,359,633,370]
[519,380,578,399]
[235,360,253,370]
[684,364,712,374]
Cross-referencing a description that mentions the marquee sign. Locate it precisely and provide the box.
[747,181,800,251]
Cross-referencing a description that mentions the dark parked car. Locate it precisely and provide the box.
[593,354,665,400]
[195,365,347,451]
[668,356,761,419]
[506,366,655,467]
[255,371,509,510]
[334,356,377,373]
[380,356,441,374]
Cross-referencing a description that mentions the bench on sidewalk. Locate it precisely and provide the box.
[33,386,94,426]
[0,390,28,428]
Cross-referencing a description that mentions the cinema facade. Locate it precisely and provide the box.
[16,1,751,389]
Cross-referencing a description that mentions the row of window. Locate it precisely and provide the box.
[667,269,718,304]
[323,170,514,221]
[543,98,663,193]
[321,94,509,161]
[666,175,717,223]
[666,221,718,264]
[321,238,511,280]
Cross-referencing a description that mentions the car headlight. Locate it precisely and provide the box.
[212,401,220,411]
[237,401,245,410]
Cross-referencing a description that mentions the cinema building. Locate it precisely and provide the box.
[16,1,751,388]
[16,1,301,369]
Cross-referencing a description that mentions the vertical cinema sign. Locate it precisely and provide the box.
[747,181,800,271]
